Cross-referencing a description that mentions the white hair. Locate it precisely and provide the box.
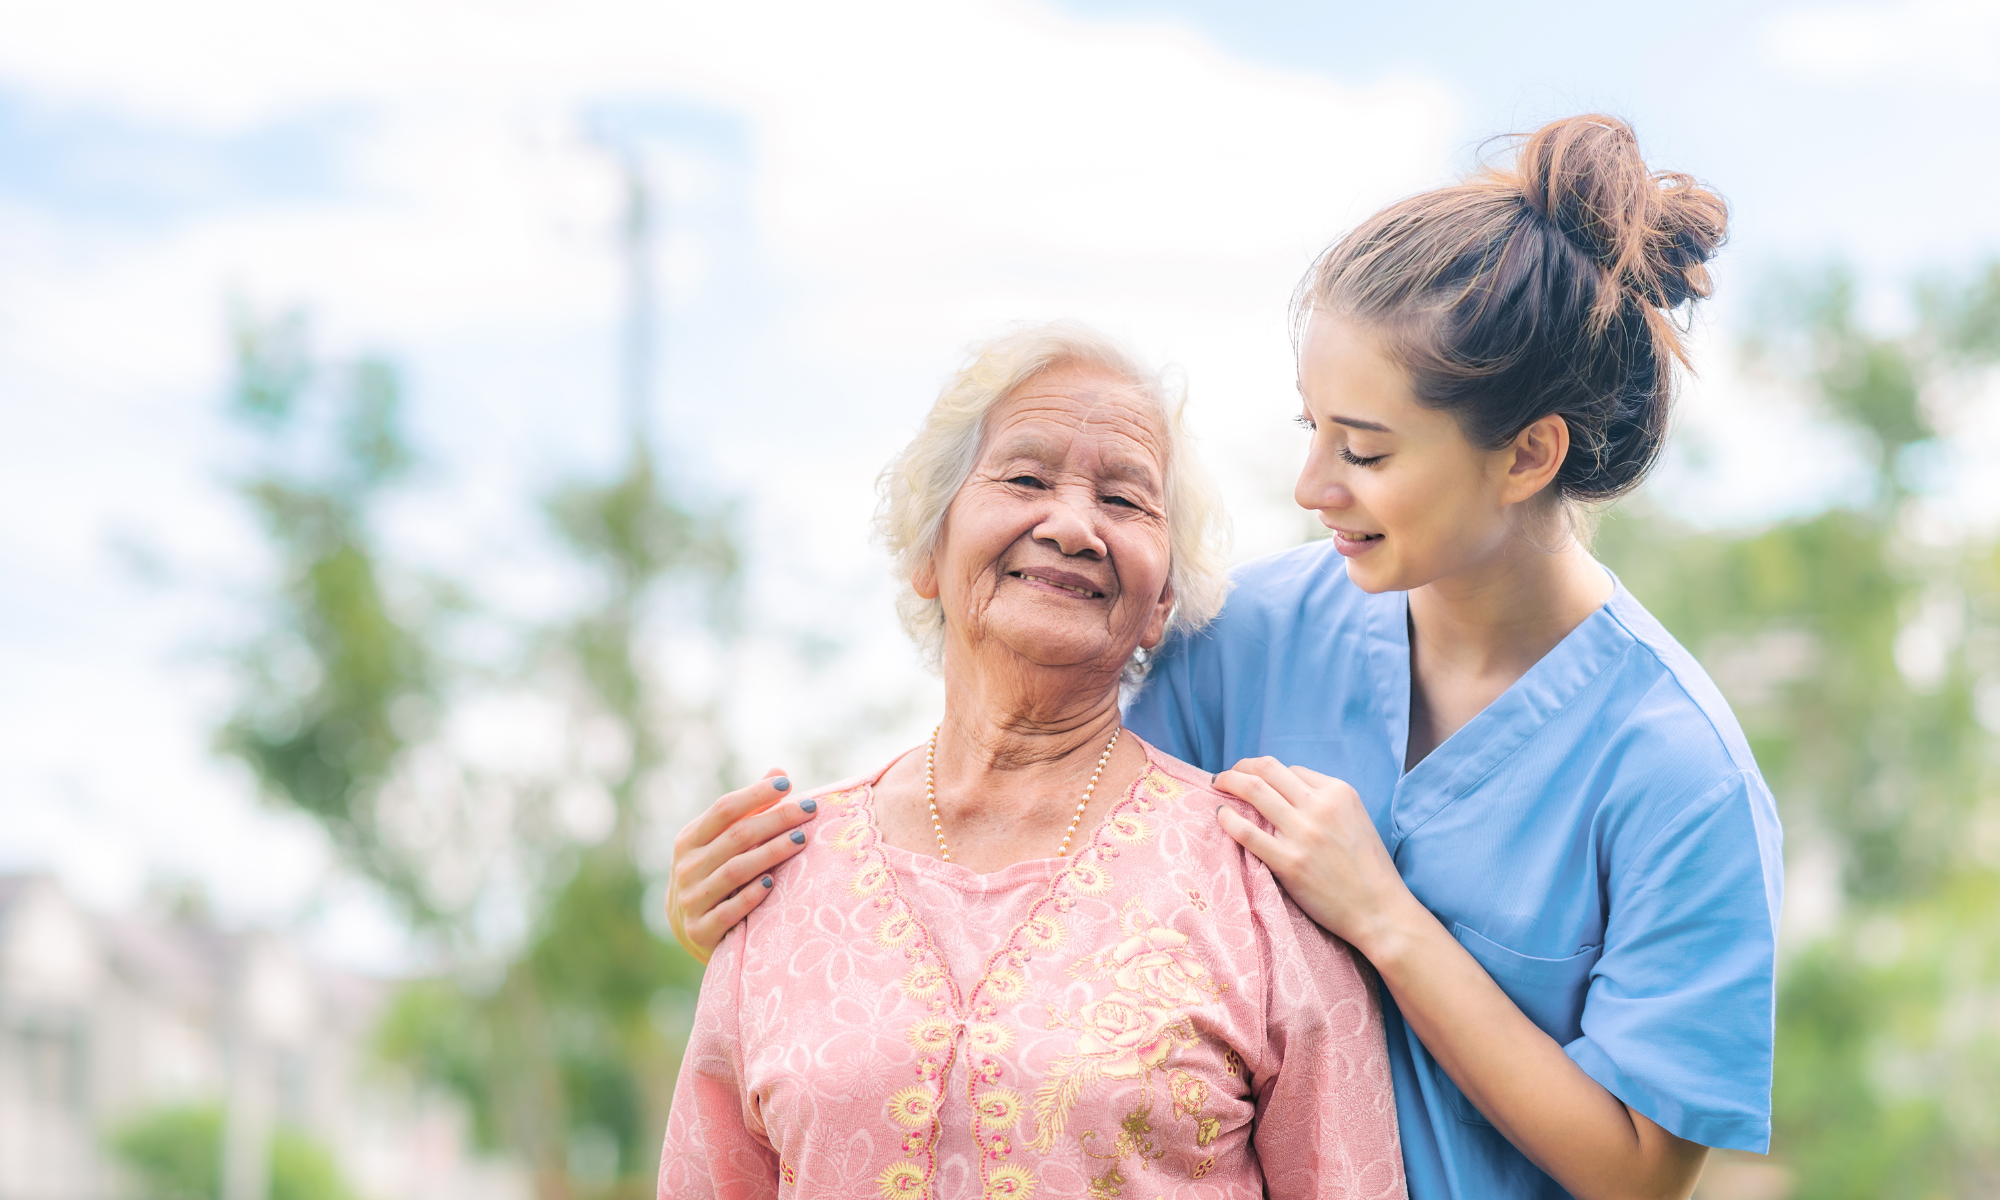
[874,320,1232,677]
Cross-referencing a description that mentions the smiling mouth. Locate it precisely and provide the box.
[1010,571,1107,599]
[1332,528,1383,542]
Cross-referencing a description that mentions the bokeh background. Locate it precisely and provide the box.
[4,1,1999,1197]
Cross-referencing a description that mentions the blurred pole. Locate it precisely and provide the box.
[219,1034,270,1200]
[620,153,656,451]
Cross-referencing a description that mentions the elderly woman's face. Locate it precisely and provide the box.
[917,363,1175,674]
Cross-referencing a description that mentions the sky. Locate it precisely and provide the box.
[2,0,1998,972]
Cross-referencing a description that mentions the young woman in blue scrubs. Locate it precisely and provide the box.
[665,115,1780,1199]
[1128,116,1779,1198]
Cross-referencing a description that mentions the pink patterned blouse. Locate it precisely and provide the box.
[658,741,1406,1200]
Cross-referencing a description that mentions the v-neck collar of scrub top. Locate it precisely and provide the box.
[1365,570,1639,858]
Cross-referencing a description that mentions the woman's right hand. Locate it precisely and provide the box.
[667,769,820,963]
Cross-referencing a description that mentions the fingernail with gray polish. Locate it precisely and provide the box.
[789,830,806,845]
[799,798,817,814]
[760,875,774,888]
[772,776,791,792]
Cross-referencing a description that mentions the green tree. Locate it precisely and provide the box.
[218,309,448,924]
[381,442,736,1200]
[108,1105,353,1200]
[1598,263,2000,1196]
[218,165,741,1200]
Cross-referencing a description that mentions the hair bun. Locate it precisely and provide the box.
[1515,114,1728,313]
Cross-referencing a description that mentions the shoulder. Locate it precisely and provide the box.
[1221,540,1361,624]
[1132,743,1287,879]
[1138,747,1376,987]
[801,761,886,803]
[1588,590,1783,884]
[1154,540,1371,661]
[747,755,904,911]
[1135,744,1234,831]
[1229,538,1348,591]
[1598,587,1766,784]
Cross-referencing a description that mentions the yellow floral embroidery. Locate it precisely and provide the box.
[1030,900,1221,1149]
[1106,813,1150,843]
[1120,1109,1166,1165]
[1023,913,1067,949]
[841,763,1188,1199]
[887,1085,937,1128]
[1087,1165,1125,1198]
[984,968,1026,1003]
[967,1022,1014,1054]
[1167,1067,1224,1145]
[1167,1070,1208,1121]
[1068,860,1113,896]
[1222,1046,1250,1086]
[876,911,917,948]
[878,1161,927,1200]
[1079,1106,1167,1172]
[907,1019,954,1054]
[902,964,946,999]
[1191,1157,1215,1179]
[975,1087,1025,1130]
[985,1165,1036,1198]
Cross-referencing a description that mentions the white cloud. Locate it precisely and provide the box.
[1764,0,2000,86]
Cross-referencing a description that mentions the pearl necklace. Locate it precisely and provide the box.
[924,724,1122,863]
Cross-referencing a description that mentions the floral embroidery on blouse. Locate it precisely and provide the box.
[1030,900,1225,1150]
[822,767,1191,1200]
[656,744,1409,1200]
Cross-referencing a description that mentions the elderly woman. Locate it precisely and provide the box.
[657,323,1404,1200]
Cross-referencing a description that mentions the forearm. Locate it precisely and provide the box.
[1357,897,1705,1200]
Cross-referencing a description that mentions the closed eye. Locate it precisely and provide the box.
[1339,447,1386,468]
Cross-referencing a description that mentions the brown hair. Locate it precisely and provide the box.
[1296,114,1728,502]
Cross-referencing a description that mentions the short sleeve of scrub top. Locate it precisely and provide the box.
[1125,541,1783,1200]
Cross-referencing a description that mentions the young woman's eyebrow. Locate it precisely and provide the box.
[1295,385,1392,434]
[1329,416,1393,433]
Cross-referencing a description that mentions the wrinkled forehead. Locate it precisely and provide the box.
[978,362,1170,480]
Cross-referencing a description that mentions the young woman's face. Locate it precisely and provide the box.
[1293,312,1541,594]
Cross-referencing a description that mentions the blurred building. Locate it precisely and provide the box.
[0,873,524,1200]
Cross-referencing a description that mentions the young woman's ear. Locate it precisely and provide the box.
[1500,414,1570,505]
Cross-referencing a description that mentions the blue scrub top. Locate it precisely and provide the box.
[1125,541,1783,1200]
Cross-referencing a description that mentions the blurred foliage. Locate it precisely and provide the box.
[217,307,441,922]
[216,303,736,1200]
[1600,261,2000,1197]
[108,1105,352,1200]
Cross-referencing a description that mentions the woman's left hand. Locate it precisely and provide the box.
[1214,758,1420,960]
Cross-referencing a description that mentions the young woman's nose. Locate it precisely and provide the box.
[1295,458,1356,513]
